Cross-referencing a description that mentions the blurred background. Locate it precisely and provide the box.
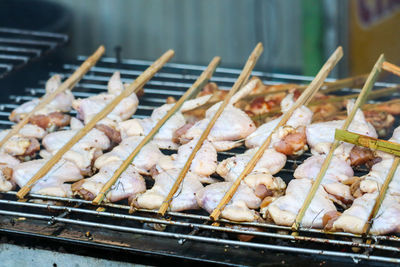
[1,0,400,78]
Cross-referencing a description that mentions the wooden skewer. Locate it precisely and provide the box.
[158,43,264,216]
[16,49,175,199]
[92,56,221,205]
[209,46,344,221]
[0,45,105,149]
[310,86,400,106]
[322,73,368,93]
[291,54,385,231]
[382,61,400,77]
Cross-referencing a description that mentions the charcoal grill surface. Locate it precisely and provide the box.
[0,56,400,266]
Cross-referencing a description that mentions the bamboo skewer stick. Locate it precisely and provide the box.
[209,46,344,221]
[335,129,400,156]
[0,45,105,149]
[157,43,264,216]
[16,49,175,199]
[383,61,400,77]
[291,54,385,231]
[321,73,368,93]
[92,56,221,205]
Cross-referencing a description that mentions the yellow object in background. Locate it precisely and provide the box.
[350,0,400,75]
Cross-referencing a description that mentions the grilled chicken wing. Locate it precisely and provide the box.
[0,153,20,192]
[306,100,377,159]
[294,155,354,205]
[117,95,212,149]
[178,80,258,151]
[217,148,286,179]
[10,75,73,129]
[136,168,203,211]
[73,72,139,126]
[94,136,164,175]
[359,127,400,195]
[245,93,312,156]
[265,178,336,228]
[41,128,110,175]
[196,182,261,222]
[72,161,146,202]
[12,159,83,197]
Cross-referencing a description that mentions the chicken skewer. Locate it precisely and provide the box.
[37,71,134,177]
[16,49,175,199]
[291,54,385,231]
[136,80,260,212]
[8,71,138,197]
[0,48,105,160]
[82,56,220,204]
[0,45,105,149]
[264,101,378,228]
[328,61,400,234]
[10,74,73,130]
[116,94,212,149]
[156,43,264,215]
[208,46,343,222]
[325,126,400,233]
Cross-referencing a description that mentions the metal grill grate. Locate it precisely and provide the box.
[0,57,400,265]
[0,28,68,79]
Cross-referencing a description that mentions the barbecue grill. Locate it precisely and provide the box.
[1,48,400,266]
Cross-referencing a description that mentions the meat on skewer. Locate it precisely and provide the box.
[177,80,258,151]
[263,101,379,228]
[12,159,83,197]
[40,118,111,175]
[117,94,212,149]
[0,122,47,160]
[0,153,20,192]
[72,71,139,143]
[10,75,73,130]
[325,126,400,234]
[198,93,314,222]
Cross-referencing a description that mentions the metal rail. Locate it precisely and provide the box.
[0,27,67,79]
[0,56,400,264]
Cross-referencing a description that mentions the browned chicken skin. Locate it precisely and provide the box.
[273,126,307,156]
[29,111,71,130]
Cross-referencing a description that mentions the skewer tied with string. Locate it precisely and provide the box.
[157,42,264,216]
[0,45,105,149]
[209,46,344,221]
[16,49,175,199]
[92,56,221,205]
[291,54,385,232]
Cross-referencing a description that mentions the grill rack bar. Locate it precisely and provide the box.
[1,56,400,264]
[0,27,68,79]
[0,199,399,264]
